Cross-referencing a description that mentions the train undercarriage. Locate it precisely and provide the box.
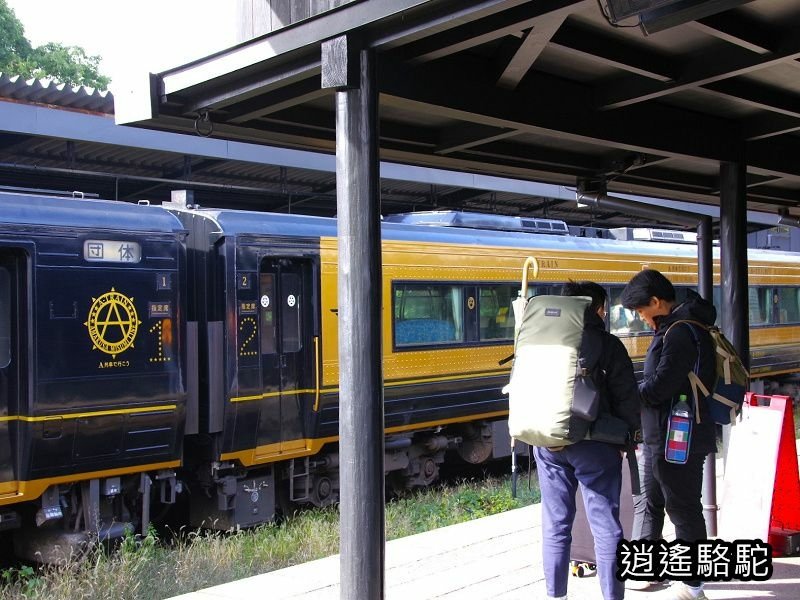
[10,420,506,563]
[11,373,800,564]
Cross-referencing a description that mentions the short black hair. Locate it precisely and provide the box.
[562,280,607,314]
[620,269,675,309]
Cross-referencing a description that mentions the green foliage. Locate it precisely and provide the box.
[385,471,539,538]
[0,471,539,599]
[24,42,110,89]
[0,0,30,67]
[0,565,40,595]
[0,0,110,89]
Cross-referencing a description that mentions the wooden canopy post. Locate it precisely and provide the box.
[720,160,750,369]
[323,34,385,600]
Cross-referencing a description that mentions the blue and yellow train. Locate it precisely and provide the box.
[0,191,798,561]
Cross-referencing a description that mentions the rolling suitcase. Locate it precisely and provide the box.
[570,450,639,577]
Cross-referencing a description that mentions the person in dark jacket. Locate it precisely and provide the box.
[621,269,716,600]
[534,281,640,600]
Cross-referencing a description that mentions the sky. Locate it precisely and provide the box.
[6,0,239,90]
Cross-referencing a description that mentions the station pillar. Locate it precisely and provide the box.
[325,35,386,600]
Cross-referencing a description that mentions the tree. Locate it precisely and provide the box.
[0,0,110,90]
[0,0,30,68]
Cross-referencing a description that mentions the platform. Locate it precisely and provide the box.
[169,497,800,600]
[169,440,800,600]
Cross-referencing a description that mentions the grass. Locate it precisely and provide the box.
[0,470,539,600]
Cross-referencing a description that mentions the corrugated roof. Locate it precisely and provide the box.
[0,73,113,114]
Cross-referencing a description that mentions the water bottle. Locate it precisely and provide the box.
[665,394,692,464]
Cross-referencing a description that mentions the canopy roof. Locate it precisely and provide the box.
[118,0,800,217]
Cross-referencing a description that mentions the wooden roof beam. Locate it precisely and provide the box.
[743,187,800,206]
[749,137,800,180]
[180,54,322,115]
[745,175,784,189]
[227,76,328,124]
[435,124,522,155]
[497,13,567,89]
[380,56,741,163]
[597,31,800,110]
[264,105,439,148]
[550,20,675,82]
[614,166,717,192]
[399,0,582,64]
[468,140,602,173]
[703,79,800,120]
[688,11,774,55]
[742,113,800,142]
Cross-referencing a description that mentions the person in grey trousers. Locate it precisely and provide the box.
[535,281,641,600]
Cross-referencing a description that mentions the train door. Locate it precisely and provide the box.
[0,253,22,495]
[257,258,312,454]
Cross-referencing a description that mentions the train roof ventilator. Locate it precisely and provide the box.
[384,210,570,235]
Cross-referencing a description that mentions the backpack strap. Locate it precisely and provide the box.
[710,330,749,384]
[665,319,707,424]
[686,372,706,424]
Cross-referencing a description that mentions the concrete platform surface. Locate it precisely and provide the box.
[167,498,800,600]
[169,439,800,599]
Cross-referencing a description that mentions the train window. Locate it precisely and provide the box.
[0,268,8,368]
[608,287,651,336]
[774,287,800,324]
[281,273,302,353]
[259,274,277,354]
[479,285,517,341]
[526,284,559,299]
[748,286,771,325]
[394,284,464,346]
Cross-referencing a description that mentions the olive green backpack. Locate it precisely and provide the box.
[505,294,599,447]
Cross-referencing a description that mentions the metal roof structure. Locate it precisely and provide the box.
[116,0,800,219]
[0,73,675,227]
[0,73,113,113]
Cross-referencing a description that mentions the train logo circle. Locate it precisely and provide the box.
[84,288,141,358]
[287,294,296,307]
[261,294,270,308]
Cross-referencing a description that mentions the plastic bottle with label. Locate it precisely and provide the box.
[665,394,692,464]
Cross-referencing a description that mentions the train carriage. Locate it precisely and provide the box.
[172,201,327,526]
[167,202,800,532]
[3,192,800,560]
[0,193,188,561]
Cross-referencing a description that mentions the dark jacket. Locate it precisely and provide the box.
[581,310,641,443]
[639,290,717,455]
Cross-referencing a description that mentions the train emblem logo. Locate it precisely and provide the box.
[84,288,142,358]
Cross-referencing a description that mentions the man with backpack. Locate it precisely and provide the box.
[531,281,640,600]
[620,269,717,600]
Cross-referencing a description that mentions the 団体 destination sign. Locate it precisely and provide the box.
[83,240,142,263]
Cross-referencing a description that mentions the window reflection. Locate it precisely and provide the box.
[609,287,652,335]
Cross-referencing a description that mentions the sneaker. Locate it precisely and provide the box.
[665,582,707,600]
